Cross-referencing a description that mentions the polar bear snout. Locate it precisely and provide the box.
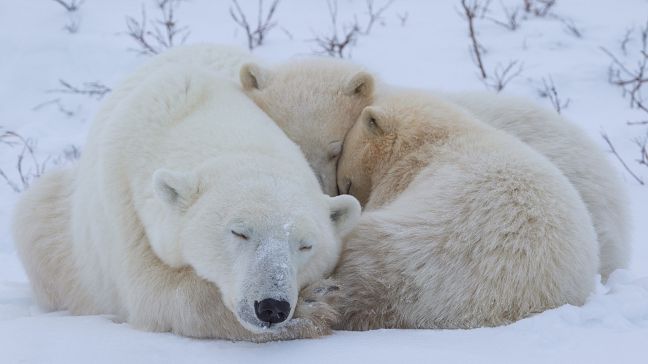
[254,298,290,324]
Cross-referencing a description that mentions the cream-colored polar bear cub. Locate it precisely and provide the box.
[333,89,598,329]
[12,61,361,341]
[443,92,630,280]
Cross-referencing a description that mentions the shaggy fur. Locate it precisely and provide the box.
[13,57,361,341]
[240,58,375,196]
[443,92,630,280]
[332,89,598,330]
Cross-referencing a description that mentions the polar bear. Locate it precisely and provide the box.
[13,61,361,341]
[442,92,630,280]
[331,89,598,329]
[102,44,376,197]
[239,59,375,196]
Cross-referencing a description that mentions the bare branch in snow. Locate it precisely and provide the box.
[537,76,570,114]
[312,0,360,58]
[47,80,111,100]
[601,132,645,185]
[460,0,522,91]
[483,60,523,92]
[559,17,583,38]
[125,0,190,55]
[396,12,409,27]
[51,0,84,12]
[0,129,50,193]
[32,98,77,118]
[360,0,394,35]
[460,0,488,79]
[229,0,280,50]
[51,0,84,33]
[522,0,555,17]
[486,3,521,31]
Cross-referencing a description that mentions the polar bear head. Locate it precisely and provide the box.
[149,158,360,332]
[240,58,375,196]
[336,91,455,207]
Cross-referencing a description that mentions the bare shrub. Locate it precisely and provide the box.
[51,0,84,33]
[229,0,280,51]
[537,76,570,114]
[459,0,523,91]
[487,3,521,31]
[484,60,524,91]
[601,132,644,185]
[601,21,648,184]
[32,98,77,118]
[396,12,409,27]
[0,129,49,193]
[125,0,190,55]
[47,79,111,100]
[313,0,395,58]
[559,17,583,38]
[522,0,556,17]
[360,0,395,35]
[602,23,648,114]
[313,0,361,58]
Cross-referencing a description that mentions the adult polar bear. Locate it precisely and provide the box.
[12,59,361,340]
[107,43,375,197]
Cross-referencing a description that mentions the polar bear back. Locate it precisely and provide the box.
[102,63,318,189]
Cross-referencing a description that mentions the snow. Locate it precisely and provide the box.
[1,0,647,362]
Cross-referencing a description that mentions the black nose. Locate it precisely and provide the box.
[254,299,291,324]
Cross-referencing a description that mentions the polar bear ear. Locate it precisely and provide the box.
[153,169,199,210]
[328,194,362,237]
[343,71,374,97]
[240,63,269,90]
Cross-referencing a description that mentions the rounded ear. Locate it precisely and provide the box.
[362,106,386,135]
[343,71,375,97]
[327,140,343,161]
[328,194,361,237]
[240,63,269,90]
[153,169,198,210]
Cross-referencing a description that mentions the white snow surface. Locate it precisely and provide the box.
[1,0,647,362]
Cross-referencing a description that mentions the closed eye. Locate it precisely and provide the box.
[299,245,313,251]
[231,230,249,240]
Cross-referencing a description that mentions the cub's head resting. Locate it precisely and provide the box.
[337,91,458,206]
[240,58,375,196]
[147,158,361,333]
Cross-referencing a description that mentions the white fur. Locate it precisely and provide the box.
[442,92,630,280]
[12,54,360,341]
[333,89,599,329]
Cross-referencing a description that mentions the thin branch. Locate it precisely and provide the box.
[125,0,190,55]
[601,132,645,185]
[537,76,570,114]
[51,0,84,12]
[360,0,394,35]
[47,79,111,100]
[460,0,487,79]
[229,0,280,50]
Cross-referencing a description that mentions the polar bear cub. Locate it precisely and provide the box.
[240,58,375,196]
[13,61,360,341]
[443,92,630,280]
[332,89,598,329]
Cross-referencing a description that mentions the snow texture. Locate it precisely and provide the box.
[0,0,647,363]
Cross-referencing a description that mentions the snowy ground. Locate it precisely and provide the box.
[1,0,647,363]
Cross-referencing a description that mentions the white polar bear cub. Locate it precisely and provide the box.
[13,61,360,341]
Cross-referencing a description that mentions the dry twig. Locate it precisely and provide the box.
[47,79,111,100]
[601,132,645,185]
[537,76,570,114]
[229,0,280,50]
[125,0,190,55]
